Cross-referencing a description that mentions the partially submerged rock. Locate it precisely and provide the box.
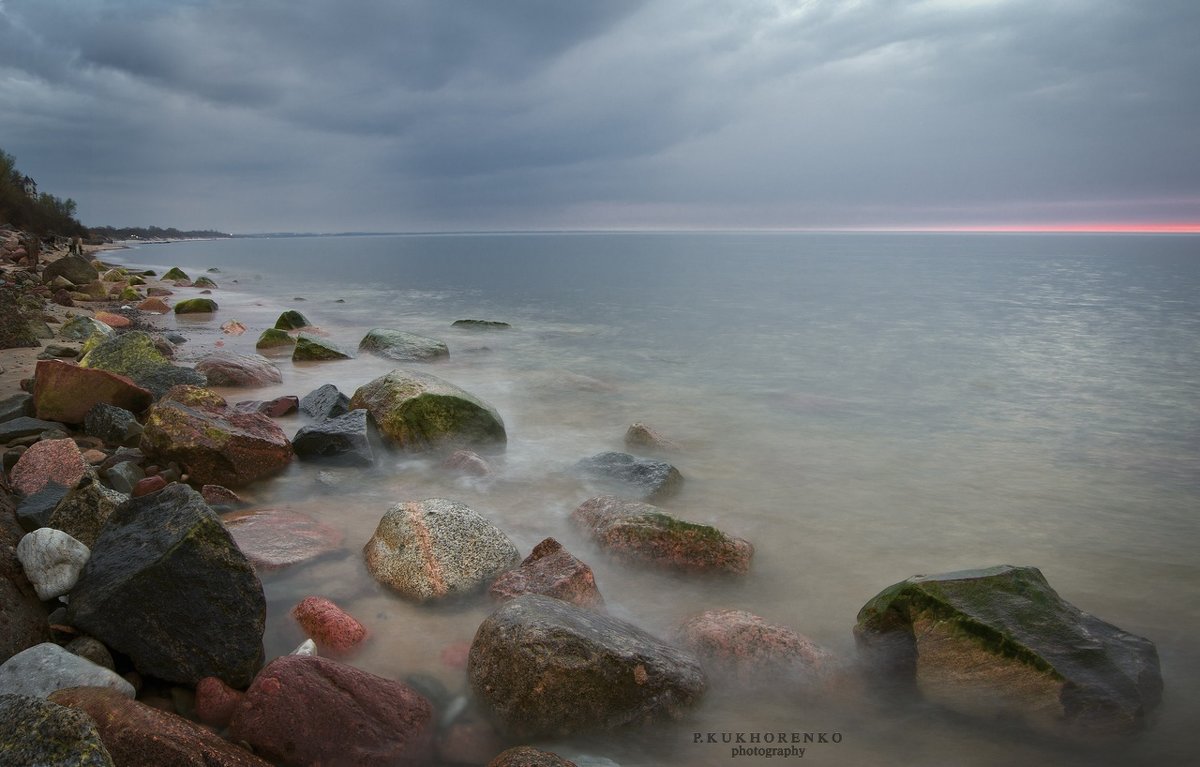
[673,609,835,685]
[576,452,682,502]
[66,484,266,687]
[363,498,519,602]
[291,596,368,654]
[194,352,283,387]
[293,333,352,361]
[572,496,753,575]
[359,328,450,362]
[624,422,679,452]
[853,565,1163,737]
[468,594,706,738]
[223,507,343,571]
[489,537,604,608]
[298,383,350,420]
[292,408,374,466]
[453,319,511,330]
[254,328,295,350]
[78,331,205,398]
[273,309,310,330]
[349,369,506,452]
[173,297,219,314]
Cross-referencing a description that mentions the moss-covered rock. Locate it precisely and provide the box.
[358,328,449,362]
[193,276,218,289]
[0,289,40,350]
[79,331,206,398]
[59,316,115,343]
[174,298,218,314]
[0,694,114,766]
[118,286,141,302]
[452,319,512,330]
[349,369,506,451]
[274,310,310,330]
[572,496,753,575]
[853,565,1163,737]
[161,267,190,281]
[292,333,352,361]
[254,328,296,350]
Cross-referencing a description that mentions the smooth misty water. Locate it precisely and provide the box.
[113,233,1199,766]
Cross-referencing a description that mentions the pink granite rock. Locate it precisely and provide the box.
[488,746,579,767]
[291,596,367,654]
[228,655,435,767]
[33,359,153,424]
[442,449,492,476]
[132,475,168,497]
[488,538,604,608]
[223,508,343,571]
[10,438,89,496]
[673,609,835,684]
[201,484,242,507]
[194,675,245,729]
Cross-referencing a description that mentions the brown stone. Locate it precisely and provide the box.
[228,655,435,767]
[93,311,131,329]
[50,687,270,766]
[194,352,283,388]
[489,538,604,608]
[624,421,679,451]
[291,596,368,654]
[136,297,170,314]
[673,609,835,684]
[202,484,243,507]
[33,359,153,424]
[132,475,168,497]
[223,508,343,570]
[10,438,89,496]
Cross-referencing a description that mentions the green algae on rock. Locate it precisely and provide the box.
[853,565,1163,738]
[160,267,190,281]
[254,327,296,350]
[273,309,310,330]
[0,694,114,767]
[349,368,506,451]
[292,333,352,361]
[358,327,449,362]
[174,297,218,314]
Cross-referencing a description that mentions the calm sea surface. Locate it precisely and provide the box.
[114,233,1199,766]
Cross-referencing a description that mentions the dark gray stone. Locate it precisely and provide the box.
[0,416,64,443]
[575,452,683,502]
[15,482,71,532]
[292,409,374,466]
[102,460,144,495]
[0,393,34,424]
[66,484,266,687]
[42,255,99,287]
[298,383,350,420]
[84,404,143,448]
[0,693,114,766]
[49,478,127,548]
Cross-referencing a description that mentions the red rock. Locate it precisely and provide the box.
[223,508,343,570]
[488,746,579,767]
[49,687,270,766]
[10,438,88,496]
[440,641,471,670]
[137,297,170,314]
[489,538,604,608]
[442,449,492,476]
[202,484,243,507]
[291,596,367,654]
[94,311,131,329]
[673,609,835,684]
[53,288,74,307]
[132,475,168,497]
[195,676,244,729]
[228,654,435,767]
[233,396,299,418]
[194,352,283,388]
[220,320,247,335]
[146,287,173,297]
[33,359,153,424]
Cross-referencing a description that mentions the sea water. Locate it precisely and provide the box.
[111,232,1200,765]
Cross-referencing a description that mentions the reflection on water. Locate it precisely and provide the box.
[113,233,1200,765]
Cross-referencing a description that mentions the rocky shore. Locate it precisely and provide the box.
[0,231,1166,765]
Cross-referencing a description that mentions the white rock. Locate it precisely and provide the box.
[0,642,135,699]
[16,528,90,600]
[291,638,318,656]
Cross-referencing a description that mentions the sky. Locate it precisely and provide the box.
[1,0,1198,234]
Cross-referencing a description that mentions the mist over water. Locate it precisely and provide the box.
[115,233,1200,765]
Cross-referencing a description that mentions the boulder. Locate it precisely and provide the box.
[10,439,89,496]
[0,415,63,442]
[0,693,114,766]
[195,352,283,388]
[50,687,271,767]
[43,255,99,286]
[0,643,134,699]
[1,503,50,664]
[363,498,519,601]
[160,267,190,281]
[194,276,219,289]
[349,369,506,451]
[78,331,206,398]
[15,482,72,532]
[174,297,218,314]
[293,333,352,361]
[572,496,753,575]
[48,478,127,548]
[292,408,374,466]
[0,392,33,423]
[0,289,39,349]
[16,528,90,600]
[488,747,578,767]
[624,422,679,452]
[489,538,604,608]
[223,507,343,571]
[359,328,449,362]
[453,319,512,330]
[853,565,1164,737]
[442,449,493,477]
[254,327,296,350]
[140,387,293,487]
[33,359,153,424]
[228,654,435,766]
[468,594,706,738]
[274,310,310,330]
[291,596,368,654]
[201,484,242,509]
[299,383,350,419]
[66,484,266,687]
[83,403,143,447]
[576,452,682,502]
[673,610,835,685]
[136,297,170,314]
[58,316,115,343]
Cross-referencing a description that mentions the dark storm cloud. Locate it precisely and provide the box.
[0,0,1196,230]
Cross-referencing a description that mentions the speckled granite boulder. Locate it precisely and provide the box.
[489,538,604,608]
[469,594,706,738]
[673,609,835,685]
[10,439,89,496]
[49,479,126,548]
[364,499,519,602]
[349,369,506,451]
[359,328,449,362]
[0,693,114,766]
[854,565,1163,737]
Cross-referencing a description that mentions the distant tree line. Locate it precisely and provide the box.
[89,225,231,241]
[0,148,87,237]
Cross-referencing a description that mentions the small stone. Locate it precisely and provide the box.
[132,475,168,497]
[93,311,131,329]
[16,528,91,600]
[292,639,317,656]
[298,383,349,420]
[103,461,144,495]
[0,643,134,699]
[624,422,679,452]
[291,596,368,654]
[82,449,108,465]
[65,636,116,671]
[136,297,170,314]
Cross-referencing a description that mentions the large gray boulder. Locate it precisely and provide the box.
[469,594,706,738]
[854,565,1163,737]
[66,484,266,687]
[349,369,506,451]
[363,498,519,602]
[359,328,449,362]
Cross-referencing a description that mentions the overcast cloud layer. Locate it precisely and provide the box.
[1,0,1197,232]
